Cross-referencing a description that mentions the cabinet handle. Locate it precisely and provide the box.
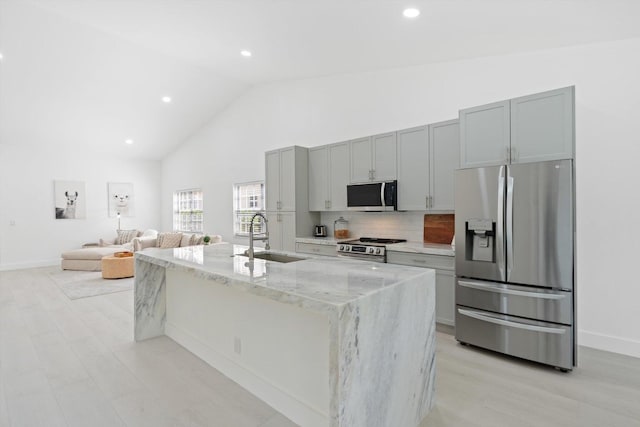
[430,196,433,208]
[426,196,429,209]
[511,147,518,162]
[505,146,511,163]
[371,169,375,180]
[412,259,427,264]
[327,200,331,209]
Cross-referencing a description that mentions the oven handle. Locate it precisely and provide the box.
[380,182,386,208]
[336,253,386,263]
[457,308,566,334]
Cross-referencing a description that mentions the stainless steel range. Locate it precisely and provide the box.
[336,237,407,263]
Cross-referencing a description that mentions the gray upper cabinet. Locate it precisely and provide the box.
[266,147,297,211]
[308,142,350,211]
[328,142,349,210]
[308,146,328,212]
[429,119,459,211]
[459,100,510,168]
[397,120,458,211]
[510,86,574,164]
[350,137,373,183]
[397,126,429,211]
[350,133,397,183]
[459,86,575,169]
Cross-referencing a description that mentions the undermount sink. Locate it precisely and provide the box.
[234,252,305,263]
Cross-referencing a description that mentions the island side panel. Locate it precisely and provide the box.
[134,258,167,341]
[335,269,436,427]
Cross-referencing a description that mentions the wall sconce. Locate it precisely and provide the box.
[117,211,121,231]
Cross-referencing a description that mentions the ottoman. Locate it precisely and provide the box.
[101,255,134,279]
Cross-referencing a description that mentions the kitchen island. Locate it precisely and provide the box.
[134,244,436,427]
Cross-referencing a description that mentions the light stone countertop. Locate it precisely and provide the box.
[136,243,432,309]
[296,237,455,256]
[295,236,354,246]
[387,241,455,256]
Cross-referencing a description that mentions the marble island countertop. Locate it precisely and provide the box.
[134,243,437,426]
[136,243,433,309]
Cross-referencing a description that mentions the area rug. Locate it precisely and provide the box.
[48,270,134,300]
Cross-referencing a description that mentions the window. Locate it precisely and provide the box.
[233,181,264,236]
[173,189,204,232]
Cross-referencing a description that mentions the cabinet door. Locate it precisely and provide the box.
[280,212,296,252]
[510,86,574,164]
[459,100,510,168]
[397,126,429,211]
[265,151,280,211]
[278,148,296,211]
[328,142,350,211]
[350,137,372,183]
[429,119,459,211]
[435,270,455,326]
[308,146,328,211]
[266,212,282,250]
[372,132,397,181]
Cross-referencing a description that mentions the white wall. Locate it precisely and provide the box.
[162,37,640,358]
[0,143,161,270]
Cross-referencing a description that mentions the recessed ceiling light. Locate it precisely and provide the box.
[125,139,133,145]
[403,8,420,18]
[240,50,252,57]
[162,96,172,103]
[0,52,3,60]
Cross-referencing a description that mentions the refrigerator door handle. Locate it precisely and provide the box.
[457,308,567,334]
[506,167,514,280]
[496,165,506,280]
[457,280,567,300]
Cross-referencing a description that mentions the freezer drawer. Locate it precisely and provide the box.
[455,307,573,370]
[456,278,572,325]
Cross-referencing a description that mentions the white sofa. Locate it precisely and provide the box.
[61,230,222,271]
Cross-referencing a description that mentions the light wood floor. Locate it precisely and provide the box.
[1,267,639,427]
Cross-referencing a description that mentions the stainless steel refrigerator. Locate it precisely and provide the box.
[454,159,575,371]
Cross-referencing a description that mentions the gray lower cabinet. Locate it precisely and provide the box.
[386,251,455,326]
[295,242,338,257]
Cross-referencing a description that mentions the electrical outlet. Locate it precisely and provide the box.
[234,337,242,355]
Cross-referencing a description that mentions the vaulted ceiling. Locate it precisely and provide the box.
[1,0,639,160]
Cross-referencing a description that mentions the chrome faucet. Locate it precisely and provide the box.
[245,212,269,260]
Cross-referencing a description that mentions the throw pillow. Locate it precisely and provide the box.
[191,234,204,245]
[180,233,194,247]
[158,232,182,248]
[115,229,138,245]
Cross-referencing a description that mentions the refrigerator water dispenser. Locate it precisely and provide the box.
[465,219,495,262]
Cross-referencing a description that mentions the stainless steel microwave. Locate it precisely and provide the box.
[347,181,398,211]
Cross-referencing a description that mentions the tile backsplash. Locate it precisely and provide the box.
[319,211,426,242]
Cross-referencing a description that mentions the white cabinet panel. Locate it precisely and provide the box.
[279,147,296,211]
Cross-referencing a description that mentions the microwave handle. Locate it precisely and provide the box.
[380,182,386,208]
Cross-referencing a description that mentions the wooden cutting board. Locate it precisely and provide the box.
[423,214,455,244]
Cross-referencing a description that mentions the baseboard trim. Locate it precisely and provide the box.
[0,259,59,272]
[165,322,328,427]
[578,330,640,359]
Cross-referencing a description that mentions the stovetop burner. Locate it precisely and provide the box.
[352,237,407,244]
